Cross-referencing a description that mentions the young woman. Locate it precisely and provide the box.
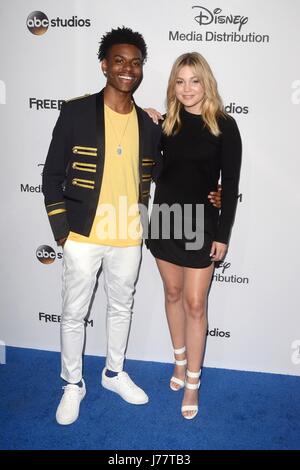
[147,52,242,419]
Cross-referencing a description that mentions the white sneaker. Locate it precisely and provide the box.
[56,379,86,425]
[101,368,149,405]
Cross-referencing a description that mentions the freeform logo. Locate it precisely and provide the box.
[38,312,94,327]
[291,339,300,365]
[0,80,6,104]
[291,80,300,104]
[207,328,230,338]
[29,98,64,110]
[26,11,91,35]
[36,245,63,264]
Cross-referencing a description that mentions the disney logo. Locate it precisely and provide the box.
[192,6,248,32]
[216,261,231,273]
[37,163,44,175]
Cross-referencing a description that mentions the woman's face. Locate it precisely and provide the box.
[175,65,204,114]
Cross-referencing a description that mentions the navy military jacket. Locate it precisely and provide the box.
[43,89,161,241]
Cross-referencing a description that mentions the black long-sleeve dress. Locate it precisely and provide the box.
[147,108,242,268]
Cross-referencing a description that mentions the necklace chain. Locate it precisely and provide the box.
[105,106,133,156]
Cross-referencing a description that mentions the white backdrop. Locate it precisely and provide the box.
[0,0,299,376]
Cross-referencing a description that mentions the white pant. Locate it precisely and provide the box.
[61,240,142,383]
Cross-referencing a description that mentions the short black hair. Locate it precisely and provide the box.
[98,26,147,63]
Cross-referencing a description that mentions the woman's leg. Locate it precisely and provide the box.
[156,258,186,388]
[182,263,214,417]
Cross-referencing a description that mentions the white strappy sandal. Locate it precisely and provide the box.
[181,369,201,420]
[170,346,187,391]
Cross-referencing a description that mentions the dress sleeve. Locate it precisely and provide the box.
[152,122,163,182]
[216,116,242,244]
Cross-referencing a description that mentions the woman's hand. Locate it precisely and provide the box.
[144,108,164,125]
[210,241,227,261]
[208,184,222,209]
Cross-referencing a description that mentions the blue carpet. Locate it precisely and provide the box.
[0,347,299,450]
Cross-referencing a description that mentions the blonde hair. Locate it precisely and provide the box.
[163,52,225,137]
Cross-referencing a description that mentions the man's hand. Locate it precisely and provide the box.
[144,108,164,125]
[210,241,227,262]
[208,184,222,209]
[57,237,67,247]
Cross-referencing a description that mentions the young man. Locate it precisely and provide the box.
[43,27,161,425]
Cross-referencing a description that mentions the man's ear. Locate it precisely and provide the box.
[101,60,107,77]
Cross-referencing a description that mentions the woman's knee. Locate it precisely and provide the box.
[165,285,183,304]
[183,296,206,320]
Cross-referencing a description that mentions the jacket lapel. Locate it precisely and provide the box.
[95,90,106,193]
[135,105,145,201]
[96,90,105,160]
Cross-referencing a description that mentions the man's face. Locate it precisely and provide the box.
[102,43,143,94]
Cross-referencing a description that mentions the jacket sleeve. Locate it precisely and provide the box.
[42,102,71,241]
[216,116,242,244]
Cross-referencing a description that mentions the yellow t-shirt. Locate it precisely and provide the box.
[68,105,142,246]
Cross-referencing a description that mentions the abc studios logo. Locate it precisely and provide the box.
[36,245,62,264]
[27,11,91,35]
[27,11,49,36]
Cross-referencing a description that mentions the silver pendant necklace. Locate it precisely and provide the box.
[106,106,133,156]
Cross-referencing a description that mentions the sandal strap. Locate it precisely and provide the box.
[185,381,200,390]
[181,405,198,412]
[186,369,201,379]
[170,376,185,387]
[175,358,187,366]
[174,346,186,355]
